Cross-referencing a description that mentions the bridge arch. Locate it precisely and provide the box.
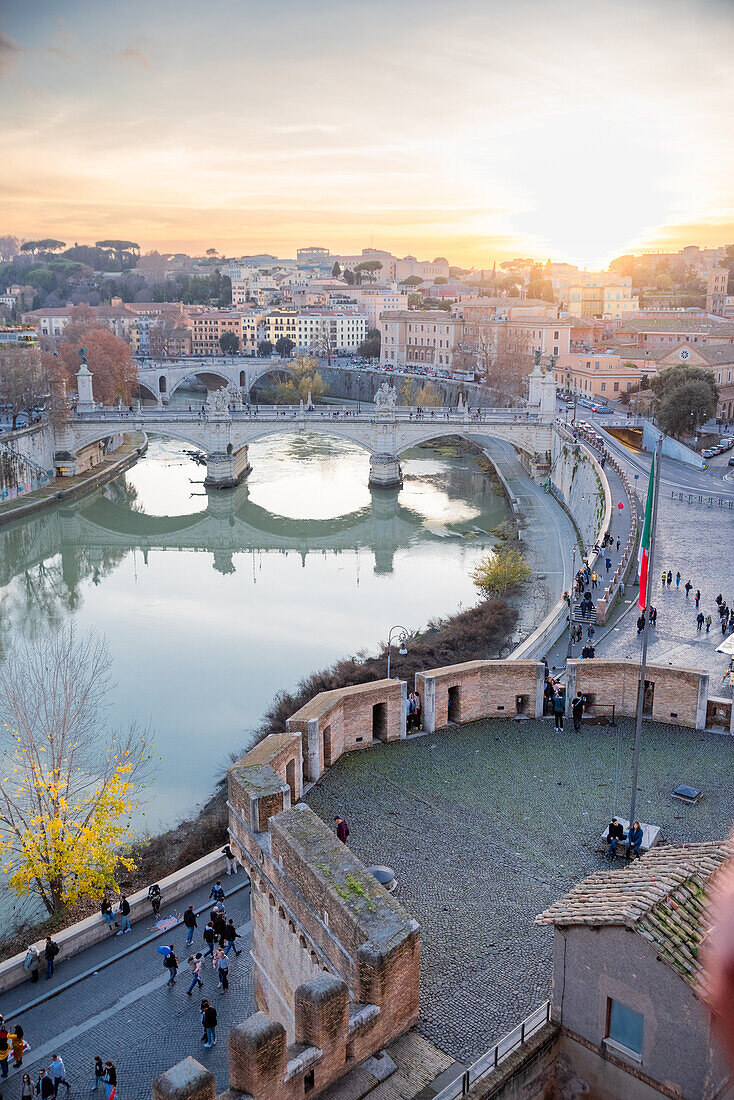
[228,423,376,456]
[72,423,211,455]
[134,380,159,403]
[167,369,234,400]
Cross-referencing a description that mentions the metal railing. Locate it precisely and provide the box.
[584,702,617,726]
[671,491,734,509]
[433,1002,551,1100]
[71,404,539,424]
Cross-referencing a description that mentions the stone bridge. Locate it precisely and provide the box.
[56,361,557,487]
[135,355,295,404]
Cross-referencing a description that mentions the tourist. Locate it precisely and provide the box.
[36,1068,55,1098]
[163,944,178,986]
[553,689,565,730]
[685,580,692,597]
[202,921,215,958]
[661,571,666,587]
[706,614,713,632]
[100,897,119,934]
[616,537,620,553]
[209,880,225,904]
[21,1072,33,1099]
[334,817,350,843]
[543,677,555,715]
[626,821,643,860]
[148,883,162,917]
[116,894,131,935]
[637,612,646,635]
[695,590,701,608]
[214,948,229,992]
[407,692,417,730]
[591,571,598,589]
[103,1061,116,1100]
[222,842,238,875]
[606,819,625,859]
[572,693,585,732]
[224,920,242,957]
[44,937,59,980]
[676,571,681,588]
[201,1000,218,1047]
[649,606,657,625]
[0,1026,11,1078]
[12,1024,25,1067]
[414,690,422,729]
[92,1057,105,1091]
[212,909,227,947]
[186,954,204,996]
[605,556,611,573]
[667,570,672,586]
[716,593,723,606]
[49,1054,70,1095]
[697,612,705,631]
[183,905,198,946]
[24,944,39,983]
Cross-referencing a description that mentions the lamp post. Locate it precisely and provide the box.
[386,625,409,680]
[566,545,577,662]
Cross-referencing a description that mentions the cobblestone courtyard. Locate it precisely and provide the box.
[305,717,734,1064]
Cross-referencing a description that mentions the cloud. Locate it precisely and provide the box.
[115,46,150,70]
[0,31,22,74]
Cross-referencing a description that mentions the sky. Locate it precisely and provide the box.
[1,0,734,269]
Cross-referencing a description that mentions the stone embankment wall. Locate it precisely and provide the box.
[0,422,55,499]
[549,427,608,552]
[319,364,508,409]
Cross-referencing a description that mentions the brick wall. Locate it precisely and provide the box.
[416,660,545,732]
[566,659,709,730]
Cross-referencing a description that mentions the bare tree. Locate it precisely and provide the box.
[0,627,153,914]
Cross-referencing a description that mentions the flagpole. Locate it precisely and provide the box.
[629,434,662,827]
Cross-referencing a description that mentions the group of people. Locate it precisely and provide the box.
[22,939,59,983]
[407,691,422,731]
[161,880,241,995]
[661,572,733,638]
[606,818,644,861]
[0,1020,26,1078]
[543,679,587,731]
[100,893,132,936]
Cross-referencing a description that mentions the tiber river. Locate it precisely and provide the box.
[0,430,508,918]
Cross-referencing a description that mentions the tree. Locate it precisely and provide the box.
[0,345,49,427]
[271,357,325,404]
[413,382,442,407]
[358,328,381,359]
[400,275,423,286]
[275,336,295,357]
[95,240,141,272]
[206,248,219,257]
[354,260,383,284]
[311,321,336,364]
[49,311,137,403]
[471,548,531,596]
[343,268,355,285]
[650,365,718,437]
[407,292,423,310]
[0,235,20,261]
[0,627,152,914]
[331,261,341,278]
[219,331,240,354]
[258,340,273,357]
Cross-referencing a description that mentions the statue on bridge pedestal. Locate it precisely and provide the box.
[206,386,234,417]
[375,382,397,416]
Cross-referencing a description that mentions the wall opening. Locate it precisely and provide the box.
[372,703,388,742]
[285,758,296,804]
[304,1069,315,1093]
[239,370,246,386]
[447,685,461,723]
[643,680,654,717]
[158,374,167,393]
[323,724,333,767]
[515,694,529,716]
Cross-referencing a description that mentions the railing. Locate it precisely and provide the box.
[671,491,734,509]
[584,702,617,726]
[434,1002,551,1100]
[71,404,541,424]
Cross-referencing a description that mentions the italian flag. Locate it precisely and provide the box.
[638,454,655,610]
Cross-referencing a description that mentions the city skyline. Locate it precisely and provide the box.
[2,0,734,268]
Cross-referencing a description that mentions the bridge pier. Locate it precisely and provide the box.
[203,444,251,489]
[368,452,402,489]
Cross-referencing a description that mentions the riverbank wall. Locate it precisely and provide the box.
[318,364,509,408]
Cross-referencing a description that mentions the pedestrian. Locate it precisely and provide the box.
[572,693,585,732]
[667,570,672,586]
[209,880,225,904]
[724,616,729,637]
[12,1024,25,1067]
[163,945,178,986]
[186,953,204,996]
[591,571,598,589]
[212,910,227,947]
[543,676,555,716]
[661,570,666,587]
[0,1027,11,1078]
[334,817,350,843]
[553,689,565,730]
[36,1068,55,1098]
[637,612,645,635]
[695,590,701,608]
[706,614,712,632]
[148,883,162,917]
[116,894,131,935]
[676,571,681,588]
[649,606,657,625]
[222,843,238,876]
[201,999,218,1047]
[606,818,625,859]
[716,593,723,606]
[203,921,215,958]
[21,1072,33,1099]
[44,937,59,980]
[685,580,692,597]
[626,821,643,860]
[24,944,40,984]
[697,611,705,631]
[49,1054,70,1095]
[183,905,198,946]
[605,556,611,573]
[214,948,229,991]
[100,897,119,934]
[92,1057,105,1091]
[616,537,620,553]
[224,920,242,957]
[103,1061,116,1100]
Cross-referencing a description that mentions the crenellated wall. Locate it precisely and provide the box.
[416,659,546,732]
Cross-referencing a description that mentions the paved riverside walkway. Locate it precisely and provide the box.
[0,874,253,1098]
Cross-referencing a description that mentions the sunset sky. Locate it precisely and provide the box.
[2,0,734,268]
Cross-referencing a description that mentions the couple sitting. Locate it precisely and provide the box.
[606,819,643,860]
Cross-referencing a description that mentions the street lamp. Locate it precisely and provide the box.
[386,625,409,679]
[566,545,577,663]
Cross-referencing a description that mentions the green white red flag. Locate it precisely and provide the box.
[637,454,655,610]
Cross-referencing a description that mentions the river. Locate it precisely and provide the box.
[0,432,508,921]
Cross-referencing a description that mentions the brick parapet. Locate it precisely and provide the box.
[417,659,545,732]
[566,658,708,729]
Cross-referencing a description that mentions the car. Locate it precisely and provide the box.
[729,455,734,466]
[702,448,716,458]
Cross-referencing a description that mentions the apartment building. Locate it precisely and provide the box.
[616,316,734,350]
[21,303,138,341]
[257,308,299,347]
[344,287,409,328]
[706,267,734,317]
[458,297,558,322]
[566,280,639,319]
[553,353,655,399]
[295,310,367,354]
[188,310,257,356]
[379,311,461,371]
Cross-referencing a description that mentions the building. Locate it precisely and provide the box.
[458,297,559,321]
[616,316,734,350]
[553,352,655,399]
[188,310,257,356]
[566,277,639,319]
[296,246,331,265]
[379,310,462,371]
[0,324,39,347]
[655,342,734,421]
[295,310,367,354]
[392,255,450,283]
[343,287,409,328]
[257,308,299,349]
[706,267,734,317]
[536,843,732,1099]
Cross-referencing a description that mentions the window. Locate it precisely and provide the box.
[601,382,606,392]
[614,382,619,392]
[607,999,643,1058]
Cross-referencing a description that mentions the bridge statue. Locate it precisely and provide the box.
[375,382,397,416]
[206,386,233,418]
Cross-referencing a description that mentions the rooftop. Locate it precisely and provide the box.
[621,317,734,334]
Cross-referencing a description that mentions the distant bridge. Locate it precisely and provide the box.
[135,356,294,404]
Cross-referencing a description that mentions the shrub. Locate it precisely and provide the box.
[471,548,531,596]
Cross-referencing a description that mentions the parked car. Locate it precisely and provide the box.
[702,448,716,458]
[729,455,734,466]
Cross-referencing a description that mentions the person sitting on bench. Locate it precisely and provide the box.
[606,818,624,858]
[626,821,643,860]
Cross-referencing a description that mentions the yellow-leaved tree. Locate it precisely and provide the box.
[0,627,153,914]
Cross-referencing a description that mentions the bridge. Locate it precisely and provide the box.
[135,355,295,404]
[56,362,557,488]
